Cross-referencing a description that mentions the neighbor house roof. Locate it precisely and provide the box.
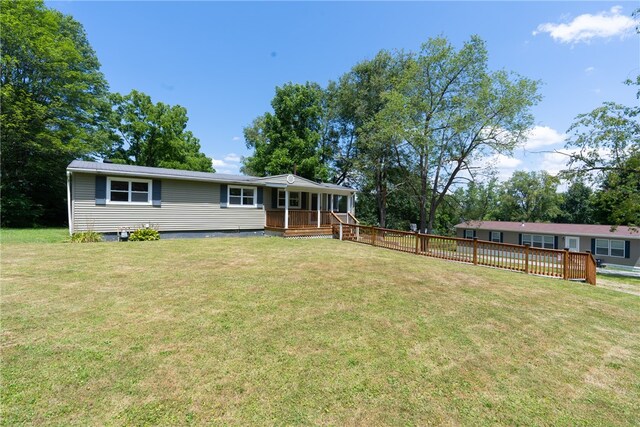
[67,161,355,193]
[454,221,640,239]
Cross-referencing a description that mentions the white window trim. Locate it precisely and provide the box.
[490,231,501,243]
[106,177,152,205]
[227,185,257,208]
[522,234,554,249]
[464,229,475,239]
[277,190,301,209]
[596,239,626,258]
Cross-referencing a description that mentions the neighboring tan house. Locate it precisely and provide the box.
[455,221,639,269]
[67,161,357,238]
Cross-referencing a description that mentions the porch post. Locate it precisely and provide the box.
[330,193,333,212]
[317,193,321,228]
[284,190,289,229]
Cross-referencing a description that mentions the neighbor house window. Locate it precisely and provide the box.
[596,239,625,258]
[464,229,475,239]
[491,231,501,243]
[228,186,256,207]
[107,178,151,204]
[278,190,300,209]
[522,234,554,249]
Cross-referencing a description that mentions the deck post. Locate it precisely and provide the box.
[284,190,289,229]
[563,248,569,280]
[339,222,343,241]
[473,237,478,265]
[415,232,420,255]
[524,244,530,274]
[317,193,321,228]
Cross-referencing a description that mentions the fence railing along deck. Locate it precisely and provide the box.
[334,223,597,285]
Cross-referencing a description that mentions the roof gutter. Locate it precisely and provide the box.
[65,167,261,186]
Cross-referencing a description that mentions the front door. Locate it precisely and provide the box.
[566,236,580,252]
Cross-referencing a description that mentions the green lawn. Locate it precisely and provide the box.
[2,237,639,425]
[0,227,68,244]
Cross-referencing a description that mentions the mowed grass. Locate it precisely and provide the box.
[2,237,639,426]
[1,228,69,244]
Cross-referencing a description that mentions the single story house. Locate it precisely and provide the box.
[455,220,640,269]
[67,161,357,238]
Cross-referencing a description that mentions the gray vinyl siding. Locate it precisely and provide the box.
[72,173,264,233]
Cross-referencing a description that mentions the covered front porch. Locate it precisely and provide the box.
[263,185,357,237]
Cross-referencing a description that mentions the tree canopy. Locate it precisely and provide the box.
[242,82,330,181]
[1,1,213,226]
[1,0,109,226]
[106,90,213,172]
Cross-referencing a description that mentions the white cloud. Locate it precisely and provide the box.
[521,126,566,150]
[211,152,242,174]
[232,136,241,141]
[211,158,227,168]
[533,6,637,44]
[539,151,572,175]
[584,66,595,74]
[224,153,241,163]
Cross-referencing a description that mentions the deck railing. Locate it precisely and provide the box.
[266,210,337,229]
[334,223,597,285]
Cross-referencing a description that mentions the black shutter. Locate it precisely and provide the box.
[152,179,161,207]
[271,188,278,208]
[257,187,264,208]
[95,176,106,205]
[473,230,477,238]
[301,192,308,210]
[554,236,559,250]
[518,233,522,245]
[591,238,596,254]
[500,232,504,243]
[220,184,228,208]
[625,240,630,259]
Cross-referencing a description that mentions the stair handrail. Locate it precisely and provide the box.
[347,212,360,224]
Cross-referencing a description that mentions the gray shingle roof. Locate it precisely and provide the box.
[67,161,355,192]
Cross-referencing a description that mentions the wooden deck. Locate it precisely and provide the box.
[265,226,334,237]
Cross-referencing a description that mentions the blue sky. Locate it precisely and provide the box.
[50,1,639,178]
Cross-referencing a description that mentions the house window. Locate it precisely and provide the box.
[107,178,151,204]
[464,229,475,239]
[278,190,300,209]
[522,234,554,249]
[228,186,256,207]
[596,239,625,258]
[490,231,501,243]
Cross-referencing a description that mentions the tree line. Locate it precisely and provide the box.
[1,1,213,227]
[3,1,637,232]
[242,42,638,233]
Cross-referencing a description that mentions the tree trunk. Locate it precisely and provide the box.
[418,153,428,233]
[376,161,387,228]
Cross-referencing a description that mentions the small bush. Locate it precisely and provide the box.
[129,227,160,241]
[70,231,102,243]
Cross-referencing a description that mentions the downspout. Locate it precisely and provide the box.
[66,171,73,235]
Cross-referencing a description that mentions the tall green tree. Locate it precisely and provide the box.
[556,180,595,224]
[378,36,541,233]
[106,90,213,172]
[456,176,500,222]
[495,171,561,223]
[329,50,406,227]
[242,82,330,180]
[1,0,109,226]
[592,152,640,227]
